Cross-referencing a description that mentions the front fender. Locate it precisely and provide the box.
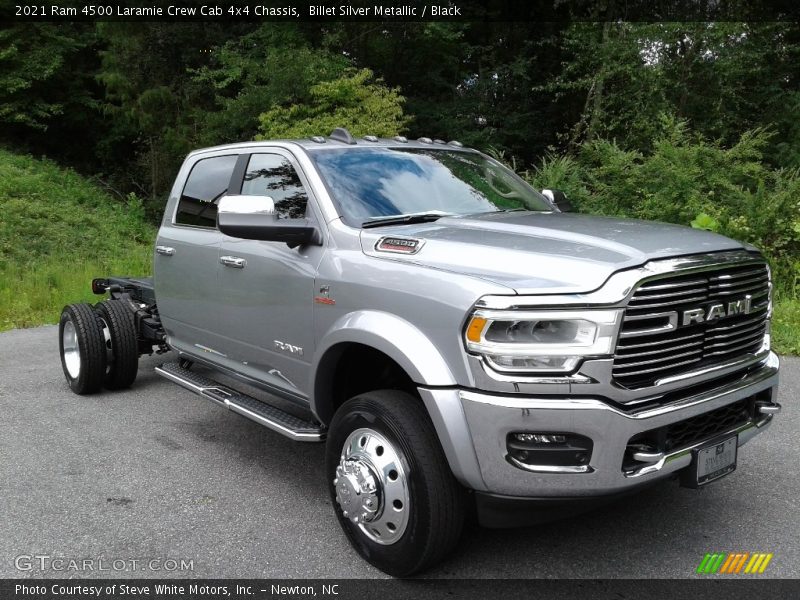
[312,309,458,386]
[311,310,487,490]
[310,310,457,417]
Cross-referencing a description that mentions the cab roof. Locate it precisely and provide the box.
[188,128,475,157]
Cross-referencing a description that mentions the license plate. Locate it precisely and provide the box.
[694,435,738,486]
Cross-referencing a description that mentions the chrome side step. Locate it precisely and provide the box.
[156,361,325,442]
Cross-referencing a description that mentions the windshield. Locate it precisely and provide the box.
[308,147,553,225]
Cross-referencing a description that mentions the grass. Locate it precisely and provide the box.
[0,149,155,331]
[0,254,153,330]
[772,298,800,356]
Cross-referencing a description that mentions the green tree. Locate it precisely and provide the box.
[192,25,350,144]
[545,22,800,162]
[0,24,90,130]
[95,23,246,203]
[256,68,409,139]
[320,20,567,160]
[0,23,101,167]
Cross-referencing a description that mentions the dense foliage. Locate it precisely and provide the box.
[1,18,799,303]
[527,117,800,291]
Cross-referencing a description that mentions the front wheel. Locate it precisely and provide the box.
[326,390,465,576]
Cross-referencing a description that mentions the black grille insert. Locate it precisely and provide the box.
[623,397,757,471]
[664,399,750,451]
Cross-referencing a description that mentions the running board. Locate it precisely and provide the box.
[156,361,325,442]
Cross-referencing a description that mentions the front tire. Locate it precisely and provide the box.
[326,390,465,576]
[59,303,107,395]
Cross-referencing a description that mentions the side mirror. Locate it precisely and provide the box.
[542,189,574,213]
[217,195,321,247]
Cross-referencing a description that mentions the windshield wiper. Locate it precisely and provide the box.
[361,211,453,229]
[468,208,528,215]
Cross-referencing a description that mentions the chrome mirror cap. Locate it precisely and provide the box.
[218,194,275,216]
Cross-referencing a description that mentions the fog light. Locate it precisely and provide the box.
[507,432,594,470]
[513,433,566,444]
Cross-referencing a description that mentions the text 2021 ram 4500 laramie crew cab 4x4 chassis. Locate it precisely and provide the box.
[59,128,780,575]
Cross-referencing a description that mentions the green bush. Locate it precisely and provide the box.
[527,115,800,296]
[257,68,409,140]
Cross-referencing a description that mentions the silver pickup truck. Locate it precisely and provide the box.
[59,128,780,575]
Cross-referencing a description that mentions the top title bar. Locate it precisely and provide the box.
[4,0,800,22]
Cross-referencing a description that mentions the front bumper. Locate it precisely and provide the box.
[419,352,780,498]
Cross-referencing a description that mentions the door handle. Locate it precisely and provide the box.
[220,255,246,269]
[155,245,175,256]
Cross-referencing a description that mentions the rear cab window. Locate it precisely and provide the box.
[175,154,238,228]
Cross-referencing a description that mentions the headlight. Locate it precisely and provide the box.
[464,309,622,373]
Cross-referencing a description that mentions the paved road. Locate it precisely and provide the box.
[0,326,796,579]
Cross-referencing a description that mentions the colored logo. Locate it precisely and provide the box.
[697,552,773,574]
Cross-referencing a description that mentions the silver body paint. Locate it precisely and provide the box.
[153,139,780,496]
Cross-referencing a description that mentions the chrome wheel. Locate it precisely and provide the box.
[327,392,466,575]
[334,427,410,545]
[62,320,80,379]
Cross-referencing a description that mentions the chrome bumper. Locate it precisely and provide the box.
[420,352,780,496]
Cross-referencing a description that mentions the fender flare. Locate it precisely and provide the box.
[310,310,457,422]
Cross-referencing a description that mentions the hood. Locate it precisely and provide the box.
[360,211,746,294]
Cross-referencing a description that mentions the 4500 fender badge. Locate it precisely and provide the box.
[274,340,304,356]
[375,236,425,254]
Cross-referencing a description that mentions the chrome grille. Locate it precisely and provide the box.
[613,261,769,388]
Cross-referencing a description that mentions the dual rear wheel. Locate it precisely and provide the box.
[58,300,139,394]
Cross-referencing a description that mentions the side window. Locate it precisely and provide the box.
[175,154,238,228]
[241,154,309,220]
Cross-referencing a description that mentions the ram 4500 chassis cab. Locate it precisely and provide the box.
[59,128,781,575]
